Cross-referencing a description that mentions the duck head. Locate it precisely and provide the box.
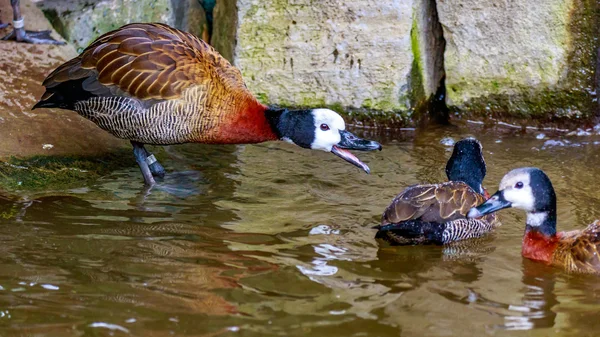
[445,137,486,194]
[267,108,382,173]
[467,167,557,235]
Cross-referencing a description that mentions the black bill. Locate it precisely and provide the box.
[331,130,382,174]
[467,190,512,218]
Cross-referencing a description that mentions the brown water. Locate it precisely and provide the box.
[1,124,600,336]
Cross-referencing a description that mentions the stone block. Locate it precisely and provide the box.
[213,0,418,121]
[437,0,599,120]
[39,0,175,51]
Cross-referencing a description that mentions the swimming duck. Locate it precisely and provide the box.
[374,138,500,245]
[0,0,65,44]
[468,167,600,274]
[33,23,381,185]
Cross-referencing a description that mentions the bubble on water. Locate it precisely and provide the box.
[329,310,346,315]
[309,225,340,235]
[567,129,592,136]
[41,284,59,290]
[440,137,455,147]
[536,133,545,140]
[88,322,129,333]
[541,139,582,150]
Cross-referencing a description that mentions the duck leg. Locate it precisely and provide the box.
[1,0,65,44]
[131,141,156,186]
[142,146,166,178]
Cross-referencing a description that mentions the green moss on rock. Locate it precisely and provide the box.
[40,0,174,51]
[0,150,136,193]
[442,0,599,124]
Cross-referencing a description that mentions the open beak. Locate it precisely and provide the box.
[467,190,512,218]
[331,130,382,174]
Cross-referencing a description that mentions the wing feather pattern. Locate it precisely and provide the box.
[382,181,488,225]
[40,23,247,101]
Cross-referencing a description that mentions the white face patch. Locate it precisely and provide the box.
[498,168,535,211]
[310,108,346,152]
[526,212,548,227]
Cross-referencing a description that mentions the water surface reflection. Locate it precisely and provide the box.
[0,125,600,336]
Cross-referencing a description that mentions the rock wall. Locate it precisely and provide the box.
[437,0,599,122]
[211,0,599,125]
[35,0,600,126]
[39,0,207,51]
[213,0,418,123]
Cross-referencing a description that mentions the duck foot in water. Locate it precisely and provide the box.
[131,141,166,186]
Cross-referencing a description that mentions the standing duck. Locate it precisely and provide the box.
[468,167,600,274]
[374,138,500,245]
[1,0,64,44]
[33,23,381,185]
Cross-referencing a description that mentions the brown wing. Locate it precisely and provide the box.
[40,23,247,101]
[381,181,487,226]
[555,221,600,274]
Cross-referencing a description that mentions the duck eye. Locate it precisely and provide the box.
[515,182,524,189]
[320,124,330,131]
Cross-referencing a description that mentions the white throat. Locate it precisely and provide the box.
[526,212,548,227]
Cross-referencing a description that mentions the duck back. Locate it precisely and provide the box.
[378,181,499,245]
[34,23,273,145]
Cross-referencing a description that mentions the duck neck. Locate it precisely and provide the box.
[447,170,484,195]
[209,99,278,143]
[445,149,486,194]
[522,211,558,264]
[264,107,287,139]
[460,175,485,195]
[265,107,314,149]
[525,211,557,237]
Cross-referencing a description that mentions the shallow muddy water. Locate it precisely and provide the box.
[1,124,600,336]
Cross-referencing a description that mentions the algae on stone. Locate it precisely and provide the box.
[213,0,417,124]
[39,0,175,51]
[0,151,139,192]
[437,0,600,122]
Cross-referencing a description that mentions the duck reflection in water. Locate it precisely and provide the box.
[434,259,559,330]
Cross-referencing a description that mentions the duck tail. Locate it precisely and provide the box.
[32,77,93,111]
[32,91,73,110]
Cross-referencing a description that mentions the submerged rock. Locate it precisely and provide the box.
[437,0,599,122]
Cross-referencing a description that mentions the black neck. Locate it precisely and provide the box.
[445,141,486,194]
[525,211,557,236]
[264,107,286,139]
[525,186,557,236]
[264,107,314,149]
[455,174,484,194]
[526,170,558,236]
